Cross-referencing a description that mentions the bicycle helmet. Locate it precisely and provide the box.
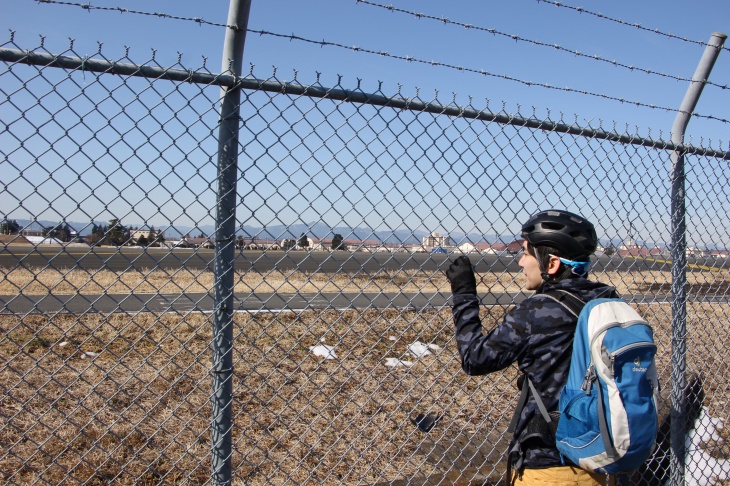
[521,209,598,260]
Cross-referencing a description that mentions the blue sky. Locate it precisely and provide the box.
[1,0,729,243]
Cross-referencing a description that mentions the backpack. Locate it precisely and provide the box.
[516,290,659,475]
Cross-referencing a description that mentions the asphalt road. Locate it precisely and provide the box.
[0,246,661,273]
[0,290,681,315]
[0,291,485,314]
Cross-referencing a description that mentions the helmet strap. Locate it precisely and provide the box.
[549,254,591,277]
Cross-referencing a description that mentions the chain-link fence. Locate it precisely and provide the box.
[2,36,730,485]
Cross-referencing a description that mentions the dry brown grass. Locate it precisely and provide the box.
[2,266,729,296]
[2,300,730,484]
[0,307,512,484]
[0,266,474,294]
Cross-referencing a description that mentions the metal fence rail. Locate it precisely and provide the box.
[2,37,730,485]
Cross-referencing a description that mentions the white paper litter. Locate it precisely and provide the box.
[407,341,440,358]
[384,357,414,368]
[309,343,337,360]
[80,351,100,359]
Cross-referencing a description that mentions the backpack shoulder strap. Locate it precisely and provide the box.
[540,288,586,318]
[509,288,588,432]
[506,376,557,483]
[507,377,530,434]
[507,377,553,434]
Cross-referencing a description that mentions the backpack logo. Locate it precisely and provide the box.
[633,357,647,372]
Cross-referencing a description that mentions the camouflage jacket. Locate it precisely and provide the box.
[451,277,617,470]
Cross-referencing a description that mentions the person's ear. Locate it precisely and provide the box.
[547,255,562,275]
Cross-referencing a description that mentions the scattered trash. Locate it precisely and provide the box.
[309,341,337,360]
[384,357,414,368]
[411,412,442,433]
[407,341,441,358]
[388,336,396,341]
[686,408,730,483]
[56,340,99,359]
[407,341,432,358]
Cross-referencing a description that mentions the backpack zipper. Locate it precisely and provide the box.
[583,320,653,393]
[581,364,596,394]
[609,342,657,376]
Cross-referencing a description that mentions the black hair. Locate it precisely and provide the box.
[526,241,588,282]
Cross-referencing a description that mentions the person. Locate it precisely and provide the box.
[445,209,618,485]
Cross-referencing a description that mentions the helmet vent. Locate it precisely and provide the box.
[542,222,564,230]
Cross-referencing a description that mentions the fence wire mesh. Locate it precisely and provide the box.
[2,38,730,485]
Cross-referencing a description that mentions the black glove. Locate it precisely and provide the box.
[445,255,477,295]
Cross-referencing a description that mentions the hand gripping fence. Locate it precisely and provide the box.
[1,29,730,485]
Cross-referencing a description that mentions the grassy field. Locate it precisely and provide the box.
[2,267,730,484]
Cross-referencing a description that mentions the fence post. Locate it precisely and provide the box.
[669,32,726,486]
[212,1,251,485]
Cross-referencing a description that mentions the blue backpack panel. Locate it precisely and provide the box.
[553,295,659,474]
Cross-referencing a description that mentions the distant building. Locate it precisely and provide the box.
[167,236,213,249]
[618,246,665,257]
[507,240,524,253]
[486,242,508,254]
[686,246,708,258]
[456,242,476,253]
[130,228,163,243]
[24,235,63,245]
[422,232,450,248]
[473,242,497,254]
[303,238,380,252]
[186,237,214,249]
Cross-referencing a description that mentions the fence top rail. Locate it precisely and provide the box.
[2,46,728,161]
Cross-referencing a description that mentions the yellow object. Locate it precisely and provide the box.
[514,466,611,485]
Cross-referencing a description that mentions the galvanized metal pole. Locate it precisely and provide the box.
[212,1,251,485]
[669,32,726,486]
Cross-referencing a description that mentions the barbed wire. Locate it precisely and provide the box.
[35,0,241,30]
[536,0,730,53]
[31,0,730,125]
[356,0,728,91]
[246,29,729,124]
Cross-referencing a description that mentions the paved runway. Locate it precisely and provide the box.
[0,291,680,315]
[0,291,508,314]
[0,246,633,273]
